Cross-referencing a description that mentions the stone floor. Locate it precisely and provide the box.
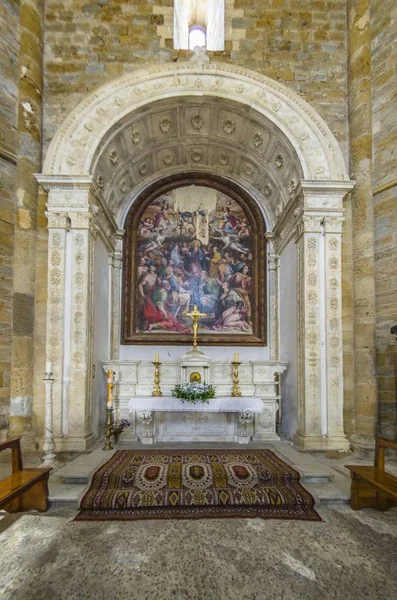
[2,441,397,598]
[1,505,397,599]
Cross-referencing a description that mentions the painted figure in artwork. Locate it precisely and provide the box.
[135,186,254,335]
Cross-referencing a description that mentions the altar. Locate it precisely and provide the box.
[103,352,287,445]
[128,396,265,444]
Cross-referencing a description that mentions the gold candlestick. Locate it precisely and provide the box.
[103,407,114,450]
[152,360,162,396]
[231,361,242,397]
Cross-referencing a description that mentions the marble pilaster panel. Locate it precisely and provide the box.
[44,210,69,442]
[267,234,280,361]
[324,216,346,443]
[67,210,96,448]
[295,215,323,446]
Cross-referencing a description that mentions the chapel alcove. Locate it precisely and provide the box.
[38,62,352,451]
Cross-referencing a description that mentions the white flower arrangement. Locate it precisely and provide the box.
[171,383,216,404]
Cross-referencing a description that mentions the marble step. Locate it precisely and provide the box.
[49,480,350,510]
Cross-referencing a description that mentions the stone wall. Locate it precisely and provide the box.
[0,0,20,436]
[43,0,349,156]
[371,0,397,439]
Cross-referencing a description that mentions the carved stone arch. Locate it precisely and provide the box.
[43,61,349,184]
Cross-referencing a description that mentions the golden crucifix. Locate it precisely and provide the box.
[183,304,206,352]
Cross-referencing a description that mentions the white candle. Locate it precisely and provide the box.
[234,353,239,363]
[155,353,160,363]
[46,361,53,374]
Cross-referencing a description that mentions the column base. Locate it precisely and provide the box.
[294,432,350,452]
[54,433,96,452]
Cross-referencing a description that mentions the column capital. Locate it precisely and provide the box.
[323,215,345,234]
[294,214,323,241]
[295,180,354,212]
[45,211,70,230]
[69,209,97,230]
[35,174,93,192]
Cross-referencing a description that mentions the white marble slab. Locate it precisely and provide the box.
[128,396,264,413]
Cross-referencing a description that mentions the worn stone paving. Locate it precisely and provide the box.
[1,506,397,600]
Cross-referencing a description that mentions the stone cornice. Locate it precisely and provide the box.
[298,180,355,195]
[35,174,93,191]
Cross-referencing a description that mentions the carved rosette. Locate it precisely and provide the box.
[324,215,345,436]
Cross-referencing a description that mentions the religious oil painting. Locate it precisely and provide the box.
[122,182,266,346]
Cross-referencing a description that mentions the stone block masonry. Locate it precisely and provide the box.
[0,0,20,438]
[43,0,349,161]
[372,0,397,441]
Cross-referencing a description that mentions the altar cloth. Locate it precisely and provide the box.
[128,396,264,413]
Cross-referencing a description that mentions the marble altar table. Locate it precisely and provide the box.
[128,396,265,444]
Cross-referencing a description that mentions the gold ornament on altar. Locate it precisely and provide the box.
[152,353,162,397]
[183,304,206,352]
[231,353,242,397]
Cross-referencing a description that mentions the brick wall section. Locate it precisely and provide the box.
[0,0,20,436]
[371,0,397,438]
[43,0,349,158]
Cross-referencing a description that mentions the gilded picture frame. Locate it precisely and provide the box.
[122,175,267,346]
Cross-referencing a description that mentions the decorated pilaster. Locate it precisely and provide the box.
[295,213,324,446]
[266,233,280,361]
[323,216,347,445]
[110,232,124,359]
[36,175,118,451]
[67,207,96,449]
[43,210,69,445]
[295,182,353,450]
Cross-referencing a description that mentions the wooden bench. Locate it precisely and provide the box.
[346,437,397,511]
[0,437,52,513]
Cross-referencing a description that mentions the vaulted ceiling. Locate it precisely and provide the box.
[91,96,303,226]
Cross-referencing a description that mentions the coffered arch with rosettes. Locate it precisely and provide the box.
[42,61,349,231]
[91,96,303,229]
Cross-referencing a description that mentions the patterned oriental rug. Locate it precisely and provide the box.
[75,449,321,522]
